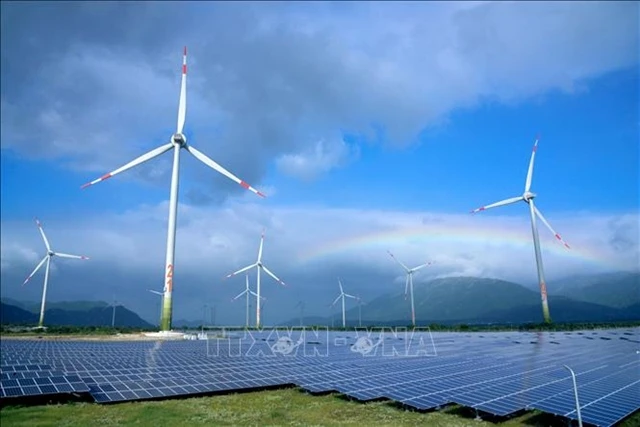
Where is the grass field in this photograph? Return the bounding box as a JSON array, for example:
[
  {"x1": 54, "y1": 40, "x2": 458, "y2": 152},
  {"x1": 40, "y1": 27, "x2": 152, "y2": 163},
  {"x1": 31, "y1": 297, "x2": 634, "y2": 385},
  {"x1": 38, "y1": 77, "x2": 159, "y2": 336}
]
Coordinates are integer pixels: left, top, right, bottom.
[{"x1": 2, "y1": 387, "x2": 639, "y2": 426}]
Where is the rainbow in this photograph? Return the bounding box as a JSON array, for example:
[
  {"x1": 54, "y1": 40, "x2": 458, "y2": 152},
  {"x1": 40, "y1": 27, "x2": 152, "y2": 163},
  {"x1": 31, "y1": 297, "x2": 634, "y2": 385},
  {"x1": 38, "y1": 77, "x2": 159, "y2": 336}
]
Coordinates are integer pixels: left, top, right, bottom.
[{"x1": 297, "y1": 223, "x2": 615, "y2": 268}]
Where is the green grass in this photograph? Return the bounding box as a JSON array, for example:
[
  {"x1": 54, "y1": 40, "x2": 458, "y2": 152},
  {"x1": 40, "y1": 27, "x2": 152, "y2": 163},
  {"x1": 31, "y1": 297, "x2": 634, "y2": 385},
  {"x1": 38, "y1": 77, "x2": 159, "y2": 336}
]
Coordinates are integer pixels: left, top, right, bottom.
[{"x1": 2, "y1": 388, "x2": 639, "y2": 426}]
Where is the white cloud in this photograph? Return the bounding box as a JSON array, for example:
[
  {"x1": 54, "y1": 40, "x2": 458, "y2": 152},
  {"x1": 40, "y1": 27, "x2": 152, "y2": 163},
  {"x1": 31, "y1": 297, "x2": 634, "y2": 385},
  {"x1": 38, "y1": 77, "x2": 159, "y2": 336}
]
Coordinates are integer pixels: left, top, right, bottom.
[
  {"x1": 276, "y1": 137, "x2": 359, "y2": 180},
  {"x1": 1, "y1": 202, "x2": 637, "y2": 323}
]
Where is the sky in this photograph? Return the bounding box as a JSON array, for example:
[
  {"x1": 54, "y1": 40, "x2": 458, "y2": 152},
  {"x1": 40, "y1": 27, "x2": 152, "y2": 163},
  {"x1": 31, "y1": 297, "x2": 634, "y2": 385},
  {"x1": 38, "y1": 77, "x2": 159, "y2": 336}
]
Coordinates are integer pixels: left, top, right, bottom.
[{"x1": 1, "y1": 1, "x2": 638, "y2": 326}]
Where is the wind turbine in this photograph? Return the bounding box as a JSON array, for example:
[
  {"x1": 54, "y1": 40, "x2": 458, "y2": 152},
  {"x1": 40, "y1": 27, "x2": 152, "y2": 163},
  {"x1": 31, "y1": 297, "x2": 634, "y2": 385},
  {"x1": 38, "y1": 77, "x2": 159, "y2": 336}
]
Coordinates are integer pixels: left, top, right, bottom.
[
  {"x1": 470, "y1": 136, "x2": 570, "y2": 324},
  {"x1": 387, "y1": 250, "x2": 431, "y2": 327},
  {"x1": 330, "y1": 278, "x2": 357, "y2": 328},
  {"x1": 22, "y1": 218, "x2": 90, "y2": 328},
  {"x1": 104, "y1": 297, "x2": 122, "y2": 328},
  {"x1": 224, "y1": 230, "x2": 286, "y2": 328},
  {"x1": 294, "y1": 300, "x2": 305, "y2": 327},
  {"x1": 231, "y1": 274, "x2": 265, "y2": 328},
  {"x1": 80, "y1": 47, "x2": 265, "y2": 332}
]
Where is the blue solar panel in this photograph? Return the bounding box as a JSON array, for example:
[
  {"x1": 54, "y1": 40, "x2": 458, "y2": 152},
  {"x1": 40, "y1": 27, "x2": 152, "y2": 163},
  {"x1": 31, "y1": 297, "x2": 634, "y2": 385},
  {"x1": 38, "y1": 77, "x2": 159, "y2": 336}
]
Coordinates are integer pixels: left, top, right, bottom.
[{"x1": 0, "y1": 327, "x2": 638, "y2": 426}]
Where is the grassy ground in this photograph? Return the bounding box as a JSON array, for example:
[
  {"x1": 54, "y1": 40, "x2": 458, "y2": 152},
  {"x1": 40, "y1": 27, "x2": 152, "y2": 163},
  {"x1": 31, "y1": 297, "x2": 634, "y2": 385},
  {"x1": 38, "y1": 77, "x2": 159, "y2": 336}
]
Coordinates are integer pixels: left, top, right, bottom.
[{"x1": 3, "y1": 387, "x2": 639, "y2": 427}]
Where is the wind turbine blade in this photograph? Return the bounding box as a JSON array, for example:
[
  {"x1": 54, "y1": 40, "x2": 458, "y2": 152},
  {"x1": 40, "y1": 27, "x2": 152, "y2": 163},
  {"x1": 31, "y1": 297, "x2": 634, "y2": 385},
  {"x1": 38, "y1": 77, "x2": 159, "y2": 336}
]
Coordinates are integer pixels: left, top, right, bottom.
[
  {"x1": 411, "y1": 261, "x2": 432, "y2": 272},
  {"x1": 258, "y1": 230, "x2": 265, "y2": 261},
  {"x1": 185, "y1": 144, "x2": 266, "y2": 198},
  {"x1": 387, "y1": 250, "x2": 410, "y2": 272},
  {"x1": 54, "y1": 252, "x2": 90, "y2": 260},
  {"x1": 177, "y1": 46, "x2": 187, "y2": 134},
  {"x1": 344, "y1": 294, "x2": 357, "y2": 299},
  {"x1": 331, "y1": 295, "x2": 341, "y2": 307},
  {"x1": 261, "y1": 265, "x2": 286, "y2": 287},
  {"x1": 81, "y1": 142, "x2": 173, "y2": 189},
  {"x1": 525, "y1": 135, "x2": 540, "y2": 193},
  {"x1": 245, "y1": 274, "x2": 250, "y2": 290},
  {"x1": 224, "y1": 263, "x2": 257, "y2": 279},
  {"x1": 470, "y1": 196, "x2": 523, "y2": 214},
  {"x1": 534, "y1": 206, "x2": 571, "y2": 249},
  {"x1": 338, "y1": 278, "x2": 344, "y2": 294},
  {"x1": 232, "y1": 289, "x2": 249, "y2": 301},
  {"x1": 34, "y1": 219, "x2": 51, "y2": 252},
  {"x1": 147, "y1": 289, "x2": 163, "y2": 296},
  {"x1": 22, "y1": 255, "x2": 48, "y2": 286}
]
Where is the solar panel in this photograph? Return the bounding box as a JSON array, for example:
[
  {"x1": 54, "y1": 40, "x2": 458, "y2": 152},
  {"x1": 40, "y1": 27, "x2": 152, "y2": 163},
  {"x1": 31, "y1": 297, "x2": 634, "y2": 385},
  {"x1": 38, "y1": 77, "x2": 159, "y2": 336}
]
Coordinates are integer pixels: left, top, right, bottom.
[
  {"x1": 0, "y1": 327, "x2": 638, "y2": 427},
  {"x1": 0, "y1": 374, "x2": 90, "y2": 398}
]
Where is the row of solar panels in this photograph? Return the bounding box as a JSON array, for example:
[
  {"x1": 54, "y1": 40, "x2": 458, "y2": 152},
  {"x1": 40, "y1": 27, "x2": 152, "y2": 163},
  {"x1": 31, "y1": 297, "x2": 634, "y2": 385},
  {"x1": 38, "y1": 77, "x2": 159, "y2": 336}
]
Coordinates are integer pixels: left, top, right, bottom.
[{"x1": 1, "y1": 329, "x2": 638, "y2": 427}]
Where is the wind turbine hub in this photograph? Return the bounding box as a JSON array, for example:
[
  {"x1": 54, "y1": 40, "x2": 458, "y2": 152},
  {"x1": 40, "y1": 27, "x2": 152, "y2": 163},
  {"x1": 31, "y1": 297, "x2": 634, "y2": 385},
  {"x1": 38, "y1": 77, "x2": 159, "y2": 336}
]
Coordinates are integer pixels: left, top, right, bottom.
[
  {"x1": 48, "y1": 251, "x2": 54, "y2": 257},
  {"x1": 523, "y1": 191, "x2": 536, "y2": 201},
  {"x1": 172, "y1": 133, "x2": 186, "y2": 146}
]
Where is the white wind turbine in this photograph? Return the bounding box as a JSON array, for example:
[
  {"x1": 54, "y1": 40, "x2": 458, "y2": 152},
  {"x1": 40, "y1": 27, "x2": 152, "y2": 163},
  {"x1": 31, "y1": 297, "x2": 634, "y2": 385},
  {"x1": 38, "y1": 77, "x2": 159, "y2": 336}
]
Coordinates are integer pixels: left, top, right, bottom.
[
  {"x1": 387, "y1": 250, "x2": 431, "y2": 327},
  {"x1": 103, "y1": 296, "x2": 122, "y2": 328},
  {"x1": 81, "y1": 47, "x2": 265, "y2": 332},
  {"x1": 22, "y1": 218, "x2": 90, "y2": 328},
  {"x1": 230, "y1": 274, "x2": 265, "y2": 328},
  {"x1": 331, "y1": 278, "x2": 357, "y2": 328},
  {"x1": 470, "y1": 135, "x2": 570, "y2": 324},
  {"x1": 224, "y1": 230, "x2": 286, "y2": 328},
  {"x1": 294, "y1": 300, "x2": 305, "y2": 327}
]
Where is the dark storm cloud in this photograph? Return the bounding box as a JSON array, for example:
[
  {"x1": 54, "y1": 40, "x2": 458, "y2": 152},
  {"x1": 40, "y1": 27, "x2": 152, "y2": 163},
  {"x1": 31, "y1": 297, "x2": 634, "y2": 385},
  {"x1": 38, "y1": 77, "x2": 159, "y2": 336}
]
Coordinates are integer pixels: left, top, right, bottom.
[{"x1": 2, "y1": 1, "x2": 637, "y2": 201}]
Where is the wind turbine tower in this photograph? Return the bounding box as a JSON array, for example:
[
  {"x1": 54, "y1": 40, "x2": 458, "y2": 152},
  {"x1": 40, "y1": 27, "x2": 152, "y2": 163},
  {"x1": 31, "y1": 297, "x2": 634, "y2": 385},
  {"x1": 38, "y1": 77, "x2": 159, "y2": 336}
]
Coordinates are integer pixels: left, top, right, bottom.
[
  {"x1": 81, "y1": 47, "x2": 265, "y2": 332},
  {"x1": 148, "y1": 289, "x2": 163, "y2": 327},
  {"x1": 294, "y1": 300, "x2": 305, "y2": 327},
  {"x1": 470, "y1": 136, "x2": 570, "y2": 324}
]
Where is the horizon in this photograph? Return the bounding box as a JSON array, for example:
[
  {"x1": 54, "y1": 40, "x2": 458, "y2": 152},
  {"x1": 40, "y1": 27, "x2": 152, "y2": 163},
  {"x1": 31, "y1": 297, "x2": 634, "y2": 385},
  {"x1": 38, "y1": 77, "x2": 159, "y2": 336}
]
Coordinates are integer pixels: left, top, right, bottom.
[
  {"x1": 1, "y1": 2, "x2": 638, "y2": 326},
  {"x1": 2, "y1": 270, "x2": 638, "y2": 326}
]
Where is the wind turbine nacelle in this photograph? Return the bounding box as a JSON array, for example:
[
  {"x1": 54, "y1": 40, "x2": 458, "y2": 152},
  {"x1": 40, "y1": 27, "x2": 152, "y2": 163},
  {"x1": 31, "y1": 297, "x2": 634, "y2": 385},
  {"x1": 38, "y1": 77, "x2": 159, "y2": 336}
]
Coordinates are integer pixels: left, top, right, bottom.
[
  {"x1": 524, "y1": 191, "x2": 537, "y2": 201},
  {"x1": 172, "y1": 133, "x2": 187, "y2": 145}
]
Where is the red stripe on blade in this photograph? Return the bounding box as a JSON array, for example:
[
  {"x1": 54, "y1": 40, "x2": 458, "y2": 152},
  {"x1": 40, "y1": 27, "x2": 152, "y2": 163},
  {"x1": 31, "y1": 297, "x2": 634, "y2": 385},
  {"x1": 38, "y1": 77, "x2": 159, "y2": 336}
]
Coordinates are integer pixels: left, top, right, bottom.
[
  {"x1": 183, "y1": 64, "x2": 187, "y2": 74},
  {"x1": 240, "y1": 181, "x2": 250, "y2": 189}
]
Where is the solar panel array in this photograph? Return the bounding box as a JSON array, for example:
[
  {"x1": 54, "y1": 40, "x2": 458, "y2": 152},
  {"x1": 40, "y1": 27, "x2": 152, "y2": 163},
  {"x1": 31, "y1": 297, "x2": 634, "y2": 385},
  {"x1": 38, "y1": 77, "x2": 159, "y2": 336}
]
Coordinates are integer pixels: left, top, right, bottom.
[{"x1": 1, "y1": 328, "x2": 638, "y2": 426}]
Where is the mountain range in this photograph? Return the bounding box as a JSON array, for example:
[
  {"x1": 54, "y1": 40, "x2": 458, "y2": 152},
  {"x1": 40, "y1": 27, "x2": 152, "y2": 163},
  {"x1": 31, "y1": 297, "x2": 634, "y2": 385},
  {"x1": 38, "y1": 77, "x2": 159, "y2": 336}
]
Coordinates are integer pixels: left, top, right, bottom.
[
  {"x1": 282, "y1": 272, "x2": 640, "y2": 326},
  {"x1": 0, "y1": 299, "x2": 154, "y2": 328},
  {"x1": 1, "y1": 272, "x2": 638, "y2": 328}
]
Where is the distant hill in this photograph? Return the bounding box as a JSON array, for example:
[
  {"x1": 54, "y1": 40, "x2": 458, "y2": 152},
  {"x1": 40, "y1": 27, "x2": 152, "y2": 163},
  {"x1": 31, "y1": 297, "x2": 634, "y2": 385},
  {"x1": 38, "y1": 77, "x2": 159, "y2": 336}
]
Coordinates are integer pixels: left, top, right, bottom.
[
  {"x1": 355, "y1": 277, "x2": 540, "y2": 323},
  {"x1": 483, "y1": 296, "x2": 639, "y2": 324},
  {"x1": 0, "y1": 302, "x2": 153, "y2": 328},
  {"x1": 1, "y1": 298, "x2": 109, "y2": 313},
  {"x1": 0, "y1": 303, "x2": 37, "y2": 325},
  {"x1": 550, "y1": 272, "x2": 639, "y2": 309},
  {"x1": 281, "y1": 275, "x2": 640, "y2": 326}
]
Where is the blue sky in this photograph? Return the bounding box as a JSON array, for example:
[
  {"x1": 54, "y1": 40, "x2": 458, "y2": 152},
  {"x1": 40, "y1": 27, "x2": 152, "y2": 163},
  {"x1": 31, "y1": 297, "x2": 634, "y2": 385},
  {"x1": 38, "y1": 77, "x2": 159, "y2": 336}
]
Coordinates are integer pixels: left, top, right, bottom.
[{"x1": 1, "y1": 1, "x2": 638, "y2": 325}]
